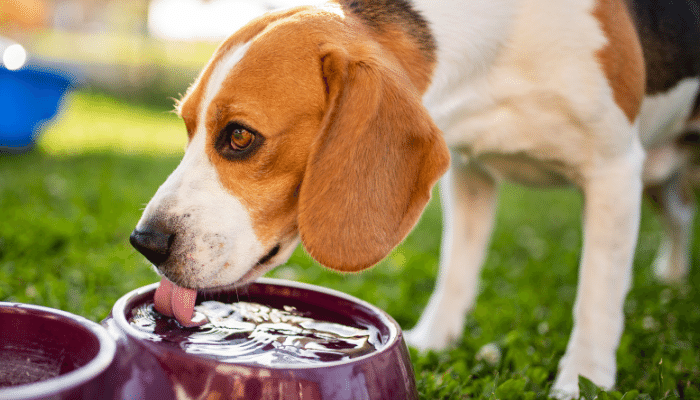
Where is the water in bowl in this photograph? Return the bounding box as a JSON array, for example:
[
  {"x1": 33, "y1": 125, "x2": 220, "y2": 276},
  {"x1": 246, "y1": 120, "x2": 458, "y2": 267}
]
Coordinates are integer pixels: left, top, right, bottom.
[
  {"x1": 0, "y1": 346, "x2": 63, "y2": 387},
  {"x1": 129, "y1": 301, "x2": 382, "y2": 366}
]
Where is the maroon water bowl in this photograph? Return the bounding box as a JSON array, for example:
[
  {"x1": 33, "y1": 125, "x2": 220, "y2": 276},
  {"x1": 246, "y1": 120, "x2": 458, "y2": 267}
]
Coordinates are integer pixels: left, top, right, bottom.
[
  {"x1": 0, "y1": 303, "x2": 116, "y2": 400},
  {"x1": 101, "y1": 278, "x2": 418, "y2": 400}
]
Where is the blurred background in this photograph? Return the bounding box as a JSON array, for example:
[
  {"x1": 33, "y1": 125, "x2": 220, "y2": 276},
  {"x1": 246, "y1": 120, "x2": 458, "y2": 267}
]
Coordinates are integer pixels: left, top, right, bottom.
[{"x1": 0, "y1": 0, "x2": 325, "y2": 152}]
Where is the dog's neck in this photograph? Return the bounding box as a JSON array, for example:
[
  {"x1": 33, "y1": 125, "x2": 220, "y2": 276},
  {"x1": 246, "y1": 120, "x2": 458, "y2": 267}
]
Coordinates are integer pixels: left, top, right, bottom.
[
  {"x1": 332, "y1": 0, "x2": 519, "y2": 97},
  {"x1": 334, "y1": 0, "x2": 437, "y2": 94}
]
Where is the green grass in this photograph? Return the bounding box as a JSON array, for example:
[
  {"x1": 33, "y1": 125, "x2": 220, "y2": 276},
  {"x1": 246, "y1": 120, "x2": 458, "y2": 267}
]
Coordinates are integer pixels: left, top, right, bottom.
[{"x1": 1, "y1": 92, "x2": 699, "y2": 399}]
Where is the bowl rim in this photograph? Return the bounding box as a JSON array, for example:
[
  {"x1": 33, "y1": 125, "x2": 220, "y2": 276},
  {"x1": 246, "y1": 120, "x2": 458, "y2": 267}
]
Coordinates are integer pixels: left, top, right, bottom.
[
  {"x1": 0, "y1": 302, "x2": 117, "y2": 400},
  {"x1": 110, "y1": 277, "x2": 402, "y2": 370}
]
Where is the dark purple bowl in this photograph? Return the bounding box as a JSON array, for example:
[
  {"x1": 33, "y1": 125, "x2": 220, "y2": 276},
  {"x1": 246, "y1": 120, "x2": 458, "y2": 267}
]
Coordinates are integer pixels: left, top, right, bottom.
[
  {"x1": 0, "y1": 303, "x2": 116, "y2": 400},
  {"x1": 101, "y1": 278, "x2": 417, "y2": 400}
]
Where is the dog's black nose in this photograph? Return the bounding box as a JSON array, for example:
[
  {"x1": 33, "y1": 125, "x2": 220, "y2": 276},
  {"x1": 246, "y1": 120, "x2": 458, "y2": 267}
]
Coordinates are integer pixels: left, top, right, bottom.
[{"x1": 130, "y1": 227, "x2": 174, "y2": 266}]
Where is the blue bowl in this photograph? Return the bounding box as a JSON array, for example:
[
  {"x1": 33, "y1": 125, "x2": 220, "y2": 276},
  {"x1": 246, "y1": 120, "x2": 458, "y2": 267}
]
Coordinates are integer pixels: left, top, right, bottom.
[{"x1": 0, "y1": 66, "x2": 72, "y2": 152}]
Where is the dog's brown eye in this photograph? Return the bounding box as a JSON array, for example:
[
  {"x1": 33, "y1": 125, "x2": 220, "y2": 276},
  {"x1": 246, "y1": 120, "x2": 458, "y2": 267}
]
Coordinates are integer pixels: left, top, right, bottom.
[
  {"x1": 216, "y1": 122, "x2": 264, "y2": 160},
  {"x1": 230, "y1": 128, "x2": 254, "y2": 150}
]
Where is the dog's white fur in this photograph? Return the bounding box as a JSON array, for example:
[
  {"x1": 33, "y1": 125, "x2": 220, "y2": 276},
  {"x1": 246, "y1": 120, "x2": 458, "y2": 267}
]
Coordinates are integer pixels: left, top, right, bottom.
[{"x1": 134, "y1": 0, "x2": 699, "y2": 397}]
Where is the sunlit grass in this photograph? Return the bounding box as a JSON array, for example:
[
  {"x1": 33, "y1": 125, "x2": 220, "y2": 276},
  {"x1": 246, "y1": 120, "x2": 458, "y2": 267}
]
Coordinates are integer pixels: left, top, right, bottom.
[{"x1": 39, "y1": 91, "x2": 187, "y2": 155}]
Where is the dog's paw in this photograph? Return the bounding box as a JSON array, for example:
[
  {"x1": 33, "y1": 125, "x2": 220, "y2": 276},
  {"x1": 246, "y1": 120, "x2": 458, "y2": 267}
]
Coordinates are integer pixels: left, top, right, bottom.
[
  {"x1": 552, "y1": 351, "x2": 615, "y2": 400},
  {"x1": 652, "y1": 247, "x2": 688, "y2": 284},
  {"x1": 549, "y1": 381, "x2": 578, "y2": 400},
  {"x1": 403, "y1": 319, "x2": 461, "y2": 352},
  {"x1": 403, "y1": 328, "x2": 448, "y2": 352}
]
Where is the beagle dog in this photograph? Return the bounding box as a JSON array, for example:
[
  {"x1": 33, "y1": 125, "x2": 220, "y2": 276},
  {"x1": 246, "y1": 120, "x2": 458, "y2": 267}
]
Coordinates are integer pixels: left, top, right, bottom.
[{"x1": 130, "y1": 0, "x2": 700, "y2": 397}]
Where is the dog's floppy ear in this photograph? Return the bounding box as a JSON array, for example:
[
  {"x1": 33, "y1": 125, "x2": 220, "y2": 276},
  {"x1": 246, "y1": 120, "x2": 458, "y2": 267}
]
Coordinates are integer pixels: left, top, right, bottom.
[{"x1": 298, "y1": 45, "x2": 450, "y2": 271}]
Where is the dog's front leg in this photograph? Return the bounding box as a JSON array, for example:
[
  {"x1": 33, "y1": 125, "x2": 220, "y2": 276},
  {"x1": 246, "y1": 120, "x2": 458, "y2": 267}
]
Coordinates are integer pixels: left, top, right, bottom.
[
  {"x1": 552, "y1": 142, "x2": 645, "y2": 398},
  {"x1": 405, "y1": 158, "x2": 498, "y2": 351}
]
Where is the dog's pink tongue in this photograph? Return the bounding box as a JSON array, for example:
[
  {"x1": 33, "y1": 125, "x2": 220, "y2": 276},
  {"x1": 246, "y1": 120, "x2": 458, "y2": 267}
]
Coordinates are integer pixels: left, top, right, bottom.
[
  {"x1": 154, "y1": 277, "x2": 207, "y2": 327},
  {"x1": 154, "y1": 277, "x2": 175, "y2": 316}
]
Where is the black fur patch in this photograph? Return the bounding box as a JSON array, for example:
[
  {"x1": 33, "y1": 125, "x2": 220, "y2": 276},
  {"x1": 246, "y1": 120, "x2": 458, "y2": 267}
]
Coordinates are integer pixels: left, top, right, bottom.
[
  {"x1": 628, "y1": 0, "x2": 700, "y2": 94},
  {"x1": 339, "y1": 0, "x2": 436, "y2": 64}
]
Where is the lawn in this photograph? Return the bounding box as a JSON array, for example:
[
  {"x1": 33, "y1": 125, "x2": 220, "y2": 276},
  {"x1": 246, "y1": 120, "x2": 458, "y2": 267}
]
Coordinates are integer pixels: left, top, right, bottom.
[{"x1": 1, "y1": 91, "x2": 699, "y2": 399}]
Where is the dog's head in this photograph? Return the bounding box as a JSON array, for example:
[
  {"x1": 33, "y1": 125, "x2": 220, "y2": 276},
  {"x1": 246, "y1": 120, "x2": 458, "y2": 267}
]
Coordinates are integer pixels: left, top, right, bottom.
[{"x1": 130, "y1": 5, "x2": 449, "y2": 290}]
